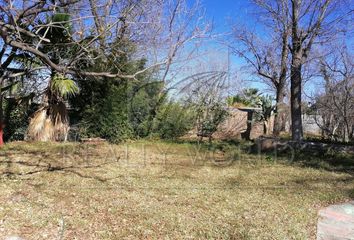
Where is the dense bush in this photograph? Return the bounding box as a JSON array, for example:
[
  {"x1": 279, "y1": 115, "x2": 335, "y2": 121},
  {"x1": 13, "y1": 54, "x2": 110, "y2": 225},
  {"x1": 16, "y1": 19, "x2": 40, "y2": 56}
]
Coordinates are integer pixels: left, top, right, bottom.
[
  {"x1": 128, "y1": 81, "x2": 165, "y2": 138},
  {"x1": 3, "y1": 99, "x2": 37, "y2": 141},
  {"x1": 70, "y1": 60, "x2": 165, "y2": 142},
  {"x1": 70, "y1": 78, "x2": 132, "y2": 143},
  {"x1": 197, "y1": 103, "x2": 228, "y2": 137},
  {"x1": 151, "y1": 102, "x2": 195, "y2": 139}
]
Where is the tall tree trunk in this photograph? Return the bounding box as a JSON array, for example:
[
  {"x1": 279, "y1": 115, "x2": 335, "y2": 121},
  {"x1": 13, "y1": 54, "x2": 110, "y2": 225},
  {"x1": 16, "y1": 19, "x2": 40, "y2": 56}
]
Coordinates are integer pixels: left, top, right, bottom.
[
  {"x1": 343, "y1": 123, "x2": 350, "y2": 143},
  {"x1": 290, "y1": 54, "x2": 303, "y2": 141},
  {"x1": 273, "y1": 30, "x2": 288, "y2": 137},
  {"x1": 242, "y1": 110, "x2": 253, "y2": 140},
  {"x1": 89, "y1": 0, "x2": 106, "y2": 49},
  {"x1": 290, "y1": 0, "x2": 303, "y2": 142},
  {"x1": 0, "y1": 78, "x2": 4, "y2": 146},
  {"x1": 264, "y1": 120, "x2": 269, "y2": 135},
  {"x1": 0, "y1": 95, "x2": 3, "y2": 146},
  {"x1": 273, "y1": 85, "x2": 285, "y2": 136}
]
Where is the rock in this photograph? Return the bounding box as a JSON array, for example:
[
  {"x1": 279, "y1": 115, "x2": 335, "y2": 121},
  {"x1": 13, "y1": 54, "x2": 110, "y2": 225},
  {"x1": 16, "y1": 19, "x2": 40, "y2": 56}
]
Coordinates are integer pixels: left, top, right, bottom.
[
  {"x1": 317, "y1": 201, "x2": 354, "y2": 240},
  {"x1": 4, "y1": 236, "x2": 25, "y2": 240},
  {"x1": 80, "y1": 137, "x2": 107, "y2": 144},
  {"x1": 253, "y1": 137, "x2": 279, "y2": 152}
]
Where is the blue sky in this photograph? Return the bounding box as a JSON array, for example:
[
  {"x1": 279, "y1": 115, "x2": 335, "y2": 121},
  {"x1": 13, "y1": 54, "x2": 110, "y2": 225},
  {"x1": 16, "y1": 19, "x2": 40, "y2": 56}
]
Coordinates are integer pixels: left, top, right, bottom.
[
  {"x1": 178, "y1": 0, "x2": 353, "y2": 101},
  {"x1": 185, "y1": 0, "x2": 346, "y2": 99},
  {"x1": 188, "y1": 0, "x2": 269, "y2": 93},
  {"x1": 202, "y1": 0, "x2": 249, "y2": 33},
  {"x1": 168, "y1": 1, "x2": 271, "y2": 101},
  {"x1": 167, "y1": 1, "x2": 271, "y2": 101}
]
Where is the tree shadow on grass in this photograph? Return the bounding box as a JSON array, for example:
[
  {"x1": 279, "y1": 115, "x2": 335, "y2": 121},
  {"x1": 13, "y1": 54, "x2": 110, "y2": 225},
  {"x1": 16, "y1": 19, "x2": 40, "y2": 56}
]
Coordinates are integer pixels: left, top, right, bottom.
[
  {"x1": 291, "y1": 150, "x2": 354, "y2": 176},
  {"x1": 348, "y1": 188, "x2": 354, "y2": 199},
  {"x1": 246, "y1": 139, "x2": 354, "y2": 176},
  {"x1": 0, "y1": 159, "x2": 114, "y2": 182},
  {"x1": 177, "y1": 139, "x2": 354, "y2": 174},
  {"x1": 284, "y1": 174, "x2": 354, "y2": 201}
]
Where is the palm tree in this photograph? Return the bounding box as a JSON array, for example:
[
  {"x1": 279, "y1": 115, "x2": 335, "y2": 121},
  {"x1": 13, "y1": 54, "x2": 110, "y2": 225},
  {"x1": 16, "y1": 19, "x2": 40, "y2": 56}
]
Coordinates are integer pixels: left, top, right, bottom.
[
  {"x1": 227, "y1": 88, "x2": 275, "y2": 135},
  {"x1": 27, "y1": 74, "x2": 78, "y2": 141},
  {"x1": 27, "y1": 13, "x2": 79, "y2": 141},
  {"x1": 227, "y1": 88, "x2": 262, "y2": 108},
  {"x1": 259, "y1": 95, "x2": 275, "y2": 135}
]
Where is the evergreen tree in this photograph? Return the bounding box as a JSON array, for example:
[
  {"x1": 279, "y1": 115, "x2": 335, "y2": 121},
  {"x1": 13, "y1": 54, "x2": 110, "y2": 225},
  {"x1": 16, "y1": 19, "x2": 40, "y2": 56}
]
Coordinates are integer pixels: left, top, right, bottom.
[{"x1": 70, "y1": 41, "x2": 164, "y2": 142}]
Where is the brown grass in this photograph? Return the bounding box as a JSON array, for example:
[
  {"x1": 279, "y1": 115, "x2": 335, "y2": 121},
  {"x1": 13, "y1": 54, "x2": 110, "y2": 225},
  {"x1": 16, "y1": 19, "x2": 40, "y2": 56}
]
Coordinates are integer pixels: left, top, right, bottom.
[{"x1": 0, "y1": 141, "x2": 353, "y2": 239}]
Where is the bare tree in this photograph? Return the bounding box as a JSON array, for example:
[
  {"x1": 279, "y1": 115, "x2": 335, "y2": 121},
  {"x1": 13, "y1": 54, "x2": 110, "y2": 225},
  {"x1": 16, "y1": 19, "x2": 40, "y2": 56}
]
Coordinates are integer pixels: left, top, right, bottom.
[
  {"x1": 183, "y1": 71, "x2": 228, "y2": 143},
  {"x1": 173, "y1": 55, "x2": 230, "y2": 142},
  {"x1": 0, "y1": 0, "x2": 209, "y2": 142},
  {"x1": 288, "y1": 0, "x2": 350, "y2": 141},
  {"x1": 231, "y1": 0, "x2": 350, "y2": 141},
  {"x1": 229, "y1": 0, "x2": 290, "y2": 136},
  {"x1": 314, "y1": 47, "x2": 354, "y2": 142},
  {"x1": 0, "y1": 0, "x2": 209, "y2": 78}
]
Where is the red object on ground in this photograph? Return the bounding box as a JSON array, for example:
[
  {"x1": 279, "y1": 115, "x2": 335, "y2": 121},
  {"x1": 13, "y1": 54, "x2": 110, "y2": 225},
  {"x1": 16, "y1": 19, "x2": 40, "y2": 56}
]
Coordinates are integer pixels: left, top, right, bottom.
[{"x1": 0, "y1": 124, "x2": 3, "y2": 146}]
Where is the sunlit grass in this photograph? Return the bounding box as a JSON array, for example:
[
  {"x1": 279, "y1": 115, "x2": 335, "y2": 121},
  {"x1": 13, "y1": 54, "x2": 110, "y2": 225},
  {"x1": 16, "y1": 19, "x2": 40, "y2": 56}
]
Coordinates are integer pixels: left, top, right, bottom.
[{"x1": 0, "y1": 141, "x2": 353, "y2": 239}]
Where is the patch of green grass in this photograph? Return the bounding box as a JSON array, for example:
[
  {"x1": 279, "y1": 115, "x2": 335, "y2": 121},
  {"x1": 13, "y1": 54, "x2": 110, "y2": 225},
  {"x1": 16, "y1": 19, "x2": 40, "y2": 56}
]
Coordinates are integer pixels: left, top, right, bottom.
[{"x1": 0, "y1": 140, "x2": 353, "y2": 239}]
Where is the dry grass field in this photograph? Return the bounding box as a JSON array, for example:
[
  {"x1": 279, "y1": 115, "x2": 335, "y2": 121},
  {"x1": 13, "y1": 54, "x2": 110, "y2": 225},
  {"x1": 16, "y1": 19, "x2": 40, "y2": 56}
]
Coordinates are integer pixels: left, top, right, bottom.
[{"x1": 0, "y1": 141, "x2": 353, "y2": 239}]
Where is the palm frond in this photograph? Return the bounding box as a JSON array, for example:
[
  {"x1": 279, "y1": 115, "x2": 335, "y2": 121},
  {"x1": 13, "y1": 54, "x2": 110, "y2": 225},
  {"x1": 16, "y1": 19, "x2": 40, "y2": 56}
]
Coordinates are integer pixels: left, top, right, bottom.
[
  {"x1": 51, "y1": 74, "x2": 79, "y2": 98},
  {"x1": 27, "y1": 103, "x2": 70, "y2": 142},
  {"x1": 27, "y1": 108, "x2": 51, "y2": 141}
]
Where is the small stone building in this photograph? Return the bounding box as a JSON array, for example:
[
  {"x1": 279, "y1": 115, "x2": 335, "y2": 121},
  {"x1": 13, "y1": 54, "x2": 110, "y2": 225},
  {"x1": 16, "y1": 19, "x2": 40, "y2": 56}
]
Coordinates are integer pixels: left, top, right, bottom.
[
  {"x1": 212, "y1": 107, "x2": 274, "y2": 140},
  {"x1": 212, "y1": 107, "x2": 322, "y2": 141}
]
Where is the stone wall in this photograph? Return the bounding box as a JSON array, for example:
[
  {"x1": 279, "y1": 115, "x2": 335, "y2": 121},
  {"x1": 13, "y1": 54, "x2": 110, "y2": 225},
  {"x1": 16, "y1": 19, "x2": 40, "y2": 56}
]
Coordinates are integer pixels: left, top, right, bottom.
[{"x1": 284, "y1": 114, "x2": 322, "y2": 136}]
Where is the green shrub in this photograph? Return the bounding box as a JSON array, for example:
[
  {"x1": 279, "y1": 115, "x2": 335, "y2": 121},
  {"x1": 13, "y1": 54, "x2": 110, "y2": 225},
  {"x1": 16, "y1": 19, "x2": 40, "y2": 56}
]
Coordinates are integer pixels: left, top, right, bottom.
[
  {"x1": 152, "y1": 102, "x2": 195, "y2": 140},
  {"x1": 128, "y1": 81, "x2": 165, "y2": 138},
  {"x1": 198, "y1": 103, "x2": 228, "y2": 137},
  {"x1": 3, "y1": 99, "x2": 37, "y2": 141},
  {"x1": 76, "y1": 79, "x2": 133, "y2": 143}
]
